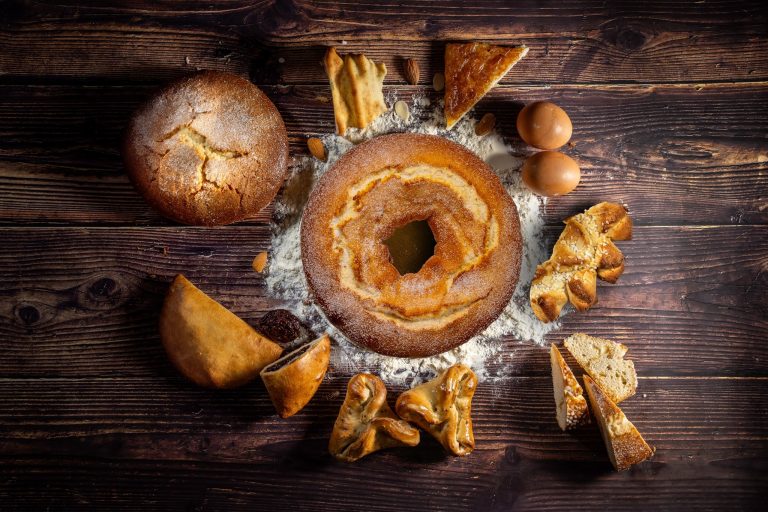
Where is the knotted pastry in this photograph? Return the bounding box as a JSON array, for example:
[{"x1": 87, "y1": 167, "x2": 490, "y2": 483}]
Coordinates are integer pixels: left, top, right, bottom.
[
  {"x1": 260, "y1": 334, "x2": 331, "y2": 418},
  {"x1": 530, "y1": 202, "x2": 632, "y2": 322},
  {"x1": 329, "y1": 374, "x2": 420, "y2": 462},
  {"x1": 324, "y1": 47, "x2": 387, "y2": 135},
  {"x1": 395, "y1": 364, "x2": 477, "y2": 456}
]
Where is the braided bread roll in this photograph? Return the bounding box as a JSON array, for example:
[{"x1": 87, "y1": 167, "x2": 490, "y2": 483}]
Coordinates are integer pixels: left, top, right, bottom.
[{"x1": 531, "y1": 202, "x2": 632, "y2": 323}]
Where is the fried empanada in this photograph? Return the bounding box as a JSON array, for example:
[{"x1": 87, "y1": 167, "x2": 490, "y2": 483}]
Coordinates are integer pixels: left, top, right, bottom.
[
  {"x1": 159, "y1": 275, "x2": 283, "y2": 389},
  {"x1": 260, "y1": 334, "x2": 331, "y2": 418}
]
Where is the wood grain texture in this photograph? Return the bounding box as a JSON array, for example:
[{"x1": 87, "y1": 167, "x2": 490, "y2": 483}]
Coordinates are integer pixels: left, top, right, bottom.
[
  {"x1": 1, "y1": 83, "x2": 766, "y2": 226},
  {"x1": 1, "y1": 0, "x2": 767, "y2": 510},
  {"x1": 1, "y1": 377, "x2": 766, "y2": 511},
  {"x1": 0, "y1": 226, "x2": 765, "y2": 379},
  {"x1": 2, "y1": 1, "x2": 767, "y2": 84}
]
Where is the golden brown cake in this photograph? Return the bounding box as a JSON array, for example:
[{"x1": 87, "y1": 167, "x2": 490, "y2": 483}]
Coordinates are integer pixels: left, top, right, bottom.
[
  {"x1": 123, "y1": 71, "x2": 288, "y2": 226},
  {"x1": 301, "y1": 133, "x2": 522, "y2": 357}
]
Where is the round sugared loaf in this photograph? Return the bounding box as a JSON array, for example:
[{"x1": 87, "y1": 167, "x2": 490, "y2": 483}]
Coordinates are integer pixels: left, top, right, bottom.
[
  {"x1": 301, "y1": 133, "x2": 522, "y2": 357},
  {"x1": 123, "y1": 71, "x2": 288, "y2": 225}
]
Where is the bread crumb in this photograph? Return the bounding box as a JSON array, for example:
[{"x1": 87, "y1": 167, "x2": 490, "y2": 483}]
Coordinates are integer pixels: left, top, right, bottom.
[{"x1": 253, "y1": 252, "x2": 269, "y2": 273}]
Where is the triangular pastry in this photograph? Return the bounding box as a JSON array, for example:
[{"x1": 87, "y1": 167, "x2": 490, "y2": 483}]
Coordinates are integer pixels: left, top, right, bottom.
[
  {"x1": 329, "y1": 373, "x2": 420, "y2": 462},
  {"x1": 564, "y1": 333, "x2": 637, "y2": 403},
  {"x1": 395, "y1": 364, "x2": 477, "y2": 456},
  {"x1": 444, "y1": 42, "x2": 528, "y2": 129}
]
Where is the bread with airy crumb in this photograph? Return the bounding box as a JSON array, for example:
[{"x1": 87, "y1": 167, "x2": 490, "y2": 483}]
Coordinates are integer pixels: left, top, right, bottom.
[
  {"x1": 564, "y1": 333, "x2": 637, "y2": 403},
  {"x1": 583, "y1": 375, "x2": 653, "y2": 471},
  {"x1": 550, "y1": 344, "x2": 589, "y2": 430}
]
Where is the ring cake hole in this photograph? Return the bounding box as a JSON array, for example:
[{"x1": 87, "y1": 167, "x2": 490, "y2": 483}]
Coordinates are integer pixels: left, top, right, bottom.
[{"x1": 383, "y1": 220, "x2": 437, "y2": 275}]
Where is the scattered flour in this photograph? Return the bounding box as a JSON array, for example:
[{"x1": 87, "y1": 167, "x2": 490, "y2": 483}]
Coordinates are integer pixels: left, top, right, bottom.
[{"x1": 266, "y1": 96, "x2": 560, "y2": 386}]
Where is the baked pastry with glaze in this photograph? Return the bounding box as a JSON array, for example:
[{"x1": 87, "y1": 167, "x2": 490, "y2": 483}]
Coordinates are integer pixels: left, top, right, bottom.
[
  {"x1": 583, "y1": 375, "x2": 654, "y2": 471},
  {"x1": 123, "y1": 71, "x2": 288, "y2": 225},
  {"x1": 564, "y1": 333, "x2": 637, "y2": 403},
  {"x1": 444, "y1": 42, "x2": 528, "y2": 129},
  {"x1": 530, "y1": 202, "x2": 632, "y2": 322},
  {"x1": 329, "y1": 373, "x2": 420, "y2": 462},
  {"x1": 550, "y1": 344, "x2": 589, "y2": 430},
  {"x1": 260, "y1": 334, "x2": 331, "y2": 418},
  {"x1": 301, "y1": 133, "x2": 521, "y2": 357},
  {"x1": 159, "y1": 275, "x2": 283, "y2": 388},
  {"x1": 324, "y1": 47, "x2": 387, "y2": 135},
  {"x1": 395, "y1": 364, "x2": 477, "y2": 456}
]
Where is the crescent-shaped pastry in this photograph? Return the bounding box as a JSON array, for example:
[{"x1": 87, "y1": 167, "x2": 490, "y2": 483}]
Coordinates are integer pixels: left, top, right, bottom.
[
  {"x1": 329, "y1": 374, "x2": 420, "y2": 462},
  {"x1": 395, "y1": 364, "x2": 477, "y2": 456},
  {"x1": 260, "y1": 334, "x2": 331, "y2": 418},
  {"x1": 159, "y1": 275, "x2": 283, "y2": 389}
]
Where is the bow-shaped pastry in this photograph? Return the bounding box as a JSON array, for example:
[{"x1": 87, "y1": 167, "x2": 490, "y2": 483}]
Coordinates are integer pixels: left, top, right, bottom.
[
  {"x1": 395, "y1": 364, "x2": 477, "y2": 456},
  {"x1": 329, "y1": 373, "x2": 420, "y2": 462}
]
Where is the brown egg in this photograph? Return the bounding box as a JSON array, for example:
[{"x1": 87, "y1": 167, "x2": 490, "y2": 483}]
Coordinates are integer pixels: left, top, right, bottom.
[
  {"x1": 521, "y1": 151, "x2": 581, "y2": 197},
  {"x1": 516, "y1": 101, "x2": 573, "y2": 150}
]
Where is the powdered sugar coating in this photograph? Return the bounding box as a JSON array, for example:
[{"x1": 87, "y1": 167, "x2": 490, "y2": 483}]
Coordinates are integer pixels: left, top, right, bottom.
[{"x1": 267, "y1": 96, "x2": 560, "y2": 385}]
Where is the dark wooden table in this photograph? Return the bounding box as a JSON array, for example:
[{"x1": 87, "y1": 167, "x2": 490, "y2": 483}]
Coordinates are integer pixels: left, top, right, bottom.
[{"x1": 1, "y1": 1, "x2": 767, "y2": 510}]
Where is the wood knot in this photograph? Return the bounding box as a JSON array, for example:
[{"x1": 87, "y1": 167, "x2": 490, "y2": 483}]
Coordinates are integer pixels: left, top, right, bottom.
[
  {"x1": 89, "y1": 277, "x2": 117, "y2": 298},
  {"x1": 616, "y1": 28, "x2": 647, "y2": 51},
  {"x1": 77, "y1": 274, "x2": 127, "y2": 310},
  {"x1": 16, "y1": 305, "x2": 40, "y2": 325}
]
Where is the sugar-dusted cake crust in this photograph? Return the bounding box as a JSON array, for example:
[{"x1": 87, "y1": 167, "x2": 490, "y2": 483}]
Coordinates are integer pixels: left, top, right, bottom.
[
  {"x1": 301, "y1": 133, "x2": 522, "y2": 357},
  {"x1": 123, "y1": 71, "x2": 288, "y2": 226}
]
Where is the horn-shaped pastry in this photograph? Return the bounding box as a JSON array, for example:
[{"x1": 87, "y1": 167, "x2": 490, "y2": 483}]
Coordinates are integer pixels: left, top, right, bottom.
[
  {"x1": 260, "y1": 334, "x2": 331, "y2": 418},
  {"x1": 329, "y1": 374, "x2": 420, "y2": 462},
  {"x1": 395, "y1": 364, "x2": 477, "y2": 456}
]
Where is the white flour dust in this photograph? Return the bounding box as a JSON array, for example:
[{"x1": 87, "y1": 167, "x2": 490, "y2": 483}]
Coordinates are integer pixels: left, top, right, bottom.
[{"x1": 266, "y1": 96, "x2": 560, "y2": 386}]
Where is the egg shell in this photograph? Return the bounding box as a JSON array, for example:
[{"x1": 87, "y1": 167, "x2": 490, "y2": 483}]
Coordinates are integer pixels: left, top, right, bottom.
[
  {"x1": 521, "y1": 151, "x2": 581, "y2": 197},
  {"x1": 516, "y1": 101, "x2": 573, "y2": 150}
]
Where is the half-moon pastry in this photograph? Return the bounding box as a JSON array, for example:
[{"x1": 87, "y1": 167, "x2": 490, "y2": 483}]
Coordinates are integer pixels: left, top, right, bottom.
[
  {"x1": 329, "y1": 373, "x2": 420, "y2": 462},
  {"x1": 395, "y1": 364, "x2": 477, "y2": 456},
  {"x1": 260, "y1": 334, "x2": 331, "y2": 418},
  {"x1": 159, "y1": 275, "x2": 283, "y2": 389},
  {"x1": 301, "y1": 133, "x2": 522, "y2": 357}
]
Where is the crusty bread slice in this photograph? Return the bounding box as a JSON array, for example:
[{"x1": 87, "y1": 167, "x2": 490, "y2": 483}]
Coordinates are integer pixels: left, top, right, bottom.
[
  {"x1": 564, "y1": 333, "x2": 637, "y2": 403},
  {"x1": 583, "y1": 375, "x2": 653, "y2": 471},
  {"x1": 550, "y1": 344, "x2": 590, "y2": 430}
]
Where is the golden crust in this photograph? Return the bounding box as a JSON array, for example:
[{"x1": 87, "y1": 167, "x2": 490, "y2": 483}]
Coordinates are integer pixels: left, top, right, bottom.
[
  {"x1": 159, "y1": 275, "x2": 283, "y2": 389},
  {"x1": 444, "y1": 43, "x2": 528, "y2": 129},
  {"x1": 301, "y1": 133, "x2": 522, "y2": 357},
  {"x1": 583, "y1": 375, "x2": 654, "y2": 471},
  {"x1": 260, "y1": 334, "x2": 331, "y2": 418},
  {"x1": 550, "y1": 344, "x2": 590, "y2": 430},
  {"x1": 395, "y1": 364, "x2": 477, "y2": 456},
  {"x1": 324, "y1": 47, "x2": 387, "y2": 135},
  {"x1": 123, "y1": 71, "x2": 288, "y2": 226},
  {"x1": 329, "y1": 374, "x2": 420, "y2": 462},
  {"x1": 530, "y1": 202, "x2": 632, "y2": 322}
]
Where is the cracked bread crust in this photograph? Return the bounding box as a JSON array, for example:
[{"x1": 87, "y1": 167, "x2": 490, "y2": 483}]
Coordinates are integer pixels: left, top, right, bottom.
[
  {"x1": 123, "y1": 71, "x2": 288, "y2": 225},
  {"x1": 301, "y1": 134, "x2": 521, "y2": 357}
]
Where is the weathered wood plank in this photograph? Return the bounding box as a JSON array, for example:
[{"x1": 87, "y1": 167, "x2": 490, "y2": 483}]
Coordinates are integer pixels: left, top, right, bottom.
[
  {"x1": 0, "y1": 377, "x2": 765, "y2": 511},
  {"x1": 1, "y1": 1, "x2": 767, "y2": 84},
  {"x1": 0, "y1": 225, "x2": 765, "y2": 378},
  {"x1": 0, "y1": 83, "x2": 766, "y2": 226}
]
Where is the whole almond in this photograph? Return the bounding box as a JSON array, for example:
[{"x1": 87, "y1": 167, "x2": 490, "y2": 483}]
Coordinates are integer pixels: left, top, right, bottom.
[
  {"x1": 433, "y1": 72, "x2": 445, "y2": 92},
  {"x1": 475, "y1": 113, "x2": 496, "y2": 136},
  {"x1": 394, "y1": 100, "x2": 410, "y2": 122},
  {"x1": 252, "y1": 251, "x2": 268, "y2": 273},
  {"x1": 404, "y1": 58, "x2": 420, "y2": 85},
  {"x1": 307, "y1": 137, "x2": 327, "y2": 161}
]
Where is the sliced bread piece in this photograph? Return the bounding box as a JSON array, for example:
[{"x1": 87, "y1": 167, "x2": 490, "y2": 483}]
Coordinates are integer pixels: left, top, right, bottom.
[
  {"x1": 550, "y1": 344, "x2": 589, "y2": 430},
  {"x1": 564, "y1": 333, "x2": 637, "y2": 403},
  {"x1": 583, "y1": 375, "x2": 654, "y2": 471}
]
